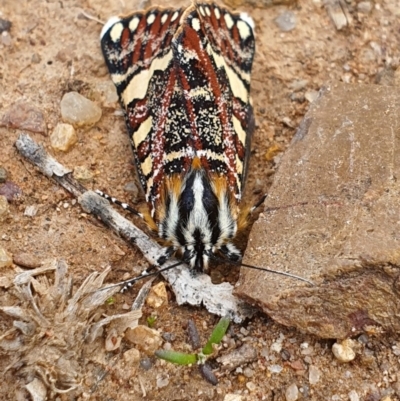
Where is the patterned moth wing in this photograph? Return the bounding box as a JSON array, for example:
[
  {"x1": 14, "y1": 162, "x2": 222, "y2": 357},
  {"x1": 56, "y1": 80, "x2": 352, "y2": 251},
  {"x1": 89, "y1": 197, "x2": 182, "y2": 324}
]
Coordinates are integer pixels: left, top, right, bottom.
[{"x1": 101, "y1": 1, "x2": 256, "y2": 272}]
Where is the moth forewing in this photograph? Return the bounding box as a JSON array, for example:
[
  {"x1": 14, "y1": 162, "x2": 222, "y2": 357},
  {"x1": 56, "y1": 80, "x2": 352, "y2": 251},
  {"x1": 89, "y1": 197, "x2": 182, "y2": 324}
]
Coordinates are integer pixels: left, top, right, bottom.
[{"x1": 100, "y1": 1, "x2": 255, "y2": 272}]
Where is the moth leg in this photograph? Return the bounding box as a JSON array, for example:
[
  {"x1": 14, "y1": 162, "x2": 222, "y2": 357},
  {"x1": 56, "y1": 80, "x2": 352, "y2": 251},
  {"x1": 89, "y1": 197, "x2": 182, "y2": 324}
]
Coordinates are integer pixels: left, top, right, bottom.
[{"x1": 95, "y1": 189, "x2": 143, "y2": 219}]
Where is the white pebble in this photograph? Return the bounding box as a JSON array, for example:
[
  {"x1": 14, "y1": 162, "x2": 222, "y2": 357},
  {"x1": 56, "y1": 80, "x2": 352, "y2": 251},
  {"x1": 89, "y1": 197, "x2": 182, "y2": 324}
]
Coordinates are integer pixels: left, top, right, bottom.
[
  {"x1": 50, "y1": 123, "x2": 77, "y2": 152},
  {"x1": 308, "y1": 365, "x2": 321, "y2": 385},
  {"x1": 61, "y1": 91, "x2": 102, "y2": 126},
  {"x1": 348, "y1": 390, "x2": 359, "y2": 401},
  {"x1": 332, "y1": 339, "x2": 356, "y2": 362},
  {"x1": 285, "y1": 383, "x2": 299, "y2": 401}
]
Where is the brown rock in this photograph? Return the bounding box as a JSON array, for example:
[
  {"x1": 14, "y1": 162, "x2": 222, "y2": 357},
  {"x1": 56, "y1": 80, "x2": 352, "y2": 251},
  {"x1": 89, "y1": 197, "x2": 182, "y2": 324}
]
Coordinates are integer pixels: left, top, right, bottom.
[
  {"x1": 146, "y1": 282, "x2": 168, "y2": 308},
  {"x1": 13, "y1": 252, "x2": 42, "y2": 269},
  {"x1": 236, "y1": 82, "x2": 400, "y2": 339},
  {"x1": 0, "y1": 102, "x2": 46, "y2": 134},
  {"x1": 124, "y1": 325, "x2": 162, "y2": 355}
]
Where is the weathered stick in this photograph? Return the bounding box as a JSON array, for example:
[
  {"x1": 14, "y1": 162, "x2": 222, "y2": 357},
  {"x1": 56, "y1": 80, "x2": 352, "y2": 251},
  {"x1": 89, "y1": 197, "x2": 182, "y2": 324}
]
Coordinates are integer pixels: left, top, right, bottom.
[{"x1": 15, "y1": 134, "x2": 253, "y2": 322}]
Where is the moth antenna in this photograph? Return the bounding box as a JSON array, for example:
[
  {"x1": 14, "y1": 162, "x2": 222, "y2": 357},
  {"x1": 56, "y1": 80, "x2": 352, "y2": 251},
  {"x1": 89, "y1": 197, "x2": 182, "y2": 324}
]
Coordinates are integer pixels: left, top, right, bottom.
[
  {"x1": 251, "y1": 193, "x2": 268, "y2": 213},
  {"x1": 95, "y1": 189, "x2": 143, "y2": 219},
  {"x1": 239, "y1": 262, "x2": 314, "y2": 286},
  {"x1": 97, "y1": 260, "x2": 185, "y2": 293},
  {"x1": 209, "y1": 253, "x2": 314, "y2": 286}
]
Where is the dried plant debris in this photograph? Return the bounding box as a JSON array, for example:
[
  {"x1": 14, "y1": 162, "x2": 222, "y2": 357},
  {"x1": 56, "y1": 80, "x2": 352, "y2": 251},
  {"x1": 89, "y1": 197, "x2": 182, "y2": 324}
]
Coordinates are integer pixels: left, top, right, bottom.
[{"x1": 0, "y1": 259, "x2": 142, "y2": 399}]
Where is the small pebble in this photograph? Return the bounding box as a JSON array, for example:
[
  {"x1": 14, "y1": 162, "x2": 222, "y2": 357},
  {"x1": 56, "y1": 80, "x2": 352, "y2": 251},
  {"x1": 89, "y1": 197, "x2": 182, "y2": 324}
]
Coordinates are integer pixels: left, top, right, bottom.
[
  {"x1": 156, "y1": 373, "x2": 169, "y2": 388},
  {"x1": 146, "y1": 282, "x2": 168, "y2": 308},
  {"x1": 0, "y1": 18, "x2": 12, "y2": 33},
  {"x1": 285, "y1": 383, "x2": 299, "y2": 401},
  {"x1": 50, "y1": 123, "x2": 77, "y2": 152},
  {"x1": 245, "y1": 381, "x2": 256, "y2": 392},
  {"x1": 243, "y1": 367, "x2": 254, "y2": 378},
  {"x1": 125, "y1": 325, "x2": 162, "y2": 354},
  {"x1": 0, "y1": 247, "x2": 12, "y2": 268},
  {"x1": 73, "y1": 166, "x2": 93, "y2": 182},
  {"x1": 187, "y1": 319, "x2": 201, "y2": 350},
  {"x1": 305, "y1": 90, "x2": 319, "y2": 103},
  {"x1": 139, "y1": 358, "x2": 153, "y2": 370},
  {"x1": 161, "y1": 332, "x2": 176, "y2": 342},
  {"x1": 0, "y1": 181, "x2": 22, "y2": 202},
  {"x1": 332, "y1": 339, "x2": 356, "y2": 362},
  {"x1": 105, "y1": 328, "x2": 121, "y2": 351},
  {"x1": 240, "y1": 327, "x2": 249, "y2": 336},
  {"x1": 0, "y1": 195, "x2": 9, "y2": 221},
  {"x1": 0, "y1": 102, "x2": 46, "y2": 133},
  {"x1": 357, "y1": 1, "x2": 372, "y2": 14},
  {"x1": 162, "y1": 342, "x2": 172, "y2": 350},
  {"x1": 223, "y1": 395, "x2": 243, "y2": 401},
  {"x1": 199, "y1": 363, "x2": 218, "y2": 385},
  {"x1": 13, "y1": 252, "x2": 41, "y2": 269},
  {"x1": 0, "y1": 167, "x2": 7, "y2": 183},
  {"x1": 60, "y1": 91, "x2": 102, "y2": 126},
  {"x1": 275, "y1": 11, "x2": 296, "y2": 32},
  {"x1": 24, "y1": 205, "x2": 38, "y2": 217},
  {"x1": 348, "y1": 390, "x2": 360, "y2": 401},
  {"x1": 123, "y1": 348, "x2": 140, "y2": 365},
  {"x1": 31, "y1": 53, "x2": 41, "y2": 64},
  {"x1": 268, "y1": 364, "x2": 283, "y2": 374},
  {"x1": 308, "y1": 365, "x2": 321, "y2": 385},
  {"x1": 1, "y1": 31, "x2": 12, "y2": 46}
]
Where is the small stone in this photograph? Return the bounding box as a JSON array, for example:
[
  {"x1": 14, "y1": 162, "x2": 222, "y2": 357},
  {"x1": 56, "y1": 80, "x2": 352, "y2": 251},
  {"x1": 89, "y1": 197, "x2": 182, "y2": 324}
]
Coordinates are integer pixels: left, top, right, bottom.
[
  {"x1": 161, "y1": 332, "x2": 176, "y2": 342},
  {"x1": 0, "y1": 18, "x2": 12, "y2": 33},
  {"x1": 0, "y1": 167, "x2": 7, "y2": 183},
  {"x1": 13, "y1": 252, "x2": 42, "y2": 269},
  {"x1": 199, "y1": 363, "x2": 218, "y2": 385},
  {"x1": 146, "y1": 282, "x2": 168, "y2": 308},
  {"x1": 224, "y1": 395, "x2": 243, "y2": 401},
  {"x1": 24, "y1": 205, "x2": 38, "y2": 217},
  {"x1": 245, "y1": 381, "x2": 256, "y2": 392},
  {"x1": 268, "y1": 364, "x2": 283, "y2": 374},
  {"x1": 25, "y1": 378, "x2": 47, "y2": 401},
  {"x1": 0, "y1": 182, "x2": 22, "y2": 202},
  {"x1": 140, "y1": 358, "x2": 153, "y2": 370},
  {"x1": 275, "y1": 11, "x2": 296, "y2": 32},
  {"x1": 0, "y1": 196, "x2": 9, "y2": 221},
  {"x1": 289, "y1": 79, "x2": 309, "y2": 92},
  {"x1": 123, "y1": 348, "x2": 141, "y2": 365},
  {"x1": 332, "y1": 339, "x2": 356, "y2": 362},
  {"x1": 308, "y1": 365, "x2": 321, "y2": 385},
  {"x1": 95, "y1": 81, "x2": 119, "y2": 107},
  {"x1": 125, "y1": 325, "x2": 162, "y2": 355},
  {"x1": 1, "y1": 31, "x2": 12, "y2": 46},
  {"x1": 31, "y1": 53, "x2": 41, "y2": 64},
  {"x1": 243, "y1": 367, "x2": 254, "y2": 378},
  {"x1": 0, "y1": 102, "x2": 46, "y2": 134},
  {"x1": 0, "y1": 247, "x2": 13, "y2": 268},
  {"x1": 348, "y1": 390, "x2": 360, "y2": 401},
  {"x1": 285, "y1": 383, "x2": 299, "y2": 401},
  {"x1": 357, "y1": 1, "x2": 372, "y2": 13},
  {"x1": 73, "y1": 166, "x2": 93, "y2": 182},
  {"x1": 156, "y1": 373, "x2": 169, "y2": 388},
  {"x1": 305, "y1": 90, "x2": 319, "y2": 103},
  {"x1": 0, "y1": 276, "x2": 11, "y2": 288},
  {"x1": 60, "y1": 91, "x2": 102, "y2": 126},
  {"x1": 124, "y1": 181, "x2": 139, "y2": 201},
  {"x1": 50, "y1": 123, "x2": 77, "y2": 151}
]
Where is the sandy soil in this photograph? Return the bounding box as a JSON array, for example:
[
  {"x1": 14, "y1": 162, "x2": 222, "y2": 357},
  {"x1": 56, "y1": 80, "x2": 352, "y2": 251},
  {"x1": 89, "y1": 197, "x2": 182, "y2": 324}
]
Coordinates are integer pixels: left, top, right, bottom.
[{"x1": 1, "y1": 0, "x2": 400, "y2": 400}]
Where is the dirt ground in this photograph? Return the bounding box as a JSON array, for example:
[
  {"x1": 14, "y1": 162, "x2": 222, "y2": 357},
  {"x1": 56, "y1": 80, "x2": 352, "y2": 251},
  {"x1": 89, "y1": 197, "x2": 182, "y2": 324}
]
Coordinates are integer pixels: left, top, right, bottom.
[{"x1": 1, "y1": 0, "x2": 400, "y2": 400}]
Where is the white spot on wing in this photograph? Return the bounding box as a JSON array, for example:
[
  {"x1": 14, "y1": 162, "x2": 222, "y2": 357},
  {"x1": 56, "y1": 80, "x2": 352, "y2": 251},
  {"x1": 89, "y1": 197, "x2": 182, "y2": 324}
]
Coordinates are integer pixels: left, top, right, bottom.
[
  {"x1": 199, "y1": 5, "x2": 206, "y2": 16},
  {"x1": 101, "y1": 16, "x2": 121, "y2": 39},
  {"x1": 224, "y1": 13, "x2": 234, "y2": 29},
  {"x1": 171, "y1": 11, "x2": 179, "y2": 22},
  {"x1": 205, "y1": 6, "x2": 211, "y2": 16},
  {"x1": 191, "y1": 17, "x2": 201, "y2": 31},
  {"x1": 214, "y1": 7, "x2": 221, "y2": 19},
  {"x1": 161, "y1": 13, "x2": 168, "y2": 24},
  {"x1": 240, "y1": 12, "x2": 255, "y2": 29},
  {"x1": 147, "y1": 13, "x2": 156, "y2": 24},
  {"x1": 129, "y1": 16, "x2": 140, "y2": 32},
  {"x1": 141, "y1": 154, "x2": 153, "y2": 176},
  {"x1": 237, "y1": 20, "x2": 252, "y2": 40}
]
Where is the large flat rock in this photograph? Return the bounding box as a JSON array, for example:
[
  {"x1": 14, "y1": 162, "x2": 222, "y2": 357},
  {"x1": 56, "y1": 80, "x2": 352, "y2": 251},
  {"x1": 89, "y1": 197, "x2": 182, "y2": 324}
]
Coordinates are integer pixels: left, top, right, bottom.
[{"x1": 236, "y1": 82, "x2": 400, "y2": 339}]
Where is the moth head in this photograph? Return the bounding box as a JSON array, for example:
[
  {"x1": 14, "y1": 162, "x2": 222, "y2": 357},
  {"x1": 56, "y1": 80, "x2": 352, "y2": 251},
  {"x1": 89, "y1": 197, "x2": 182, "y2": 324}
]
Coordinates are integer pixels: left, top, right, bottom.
[{"x1": 155, "y1": 167, "x2": 250, "y2": 273}]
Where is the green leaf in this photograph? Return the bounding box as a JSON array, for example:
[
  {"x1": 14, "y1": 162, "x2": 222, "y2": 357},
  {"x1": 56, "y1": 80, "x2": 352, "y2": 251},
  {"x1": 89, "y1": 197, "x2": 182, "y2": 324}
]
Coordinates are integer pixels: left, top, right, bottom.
[
  {"x1": 202, "y1": 316, "x2": 230, "y2": 355},
  {"x1": 147, "y1": 315, "x2": 157, "y2": 328},
  {"x1": 155, "y1": 350, "x2": 197, "y2": 365}
]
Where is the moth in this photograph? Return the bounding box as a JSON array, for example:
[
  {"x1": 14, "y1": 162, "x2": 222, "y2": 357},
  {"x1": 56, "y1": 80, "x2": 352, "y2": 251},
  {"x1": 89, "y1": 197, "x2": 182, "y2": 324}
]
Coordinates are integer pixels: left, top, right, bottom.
[{"x1": 100, "y1": 1, "x2": 256, "y2": 273}]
